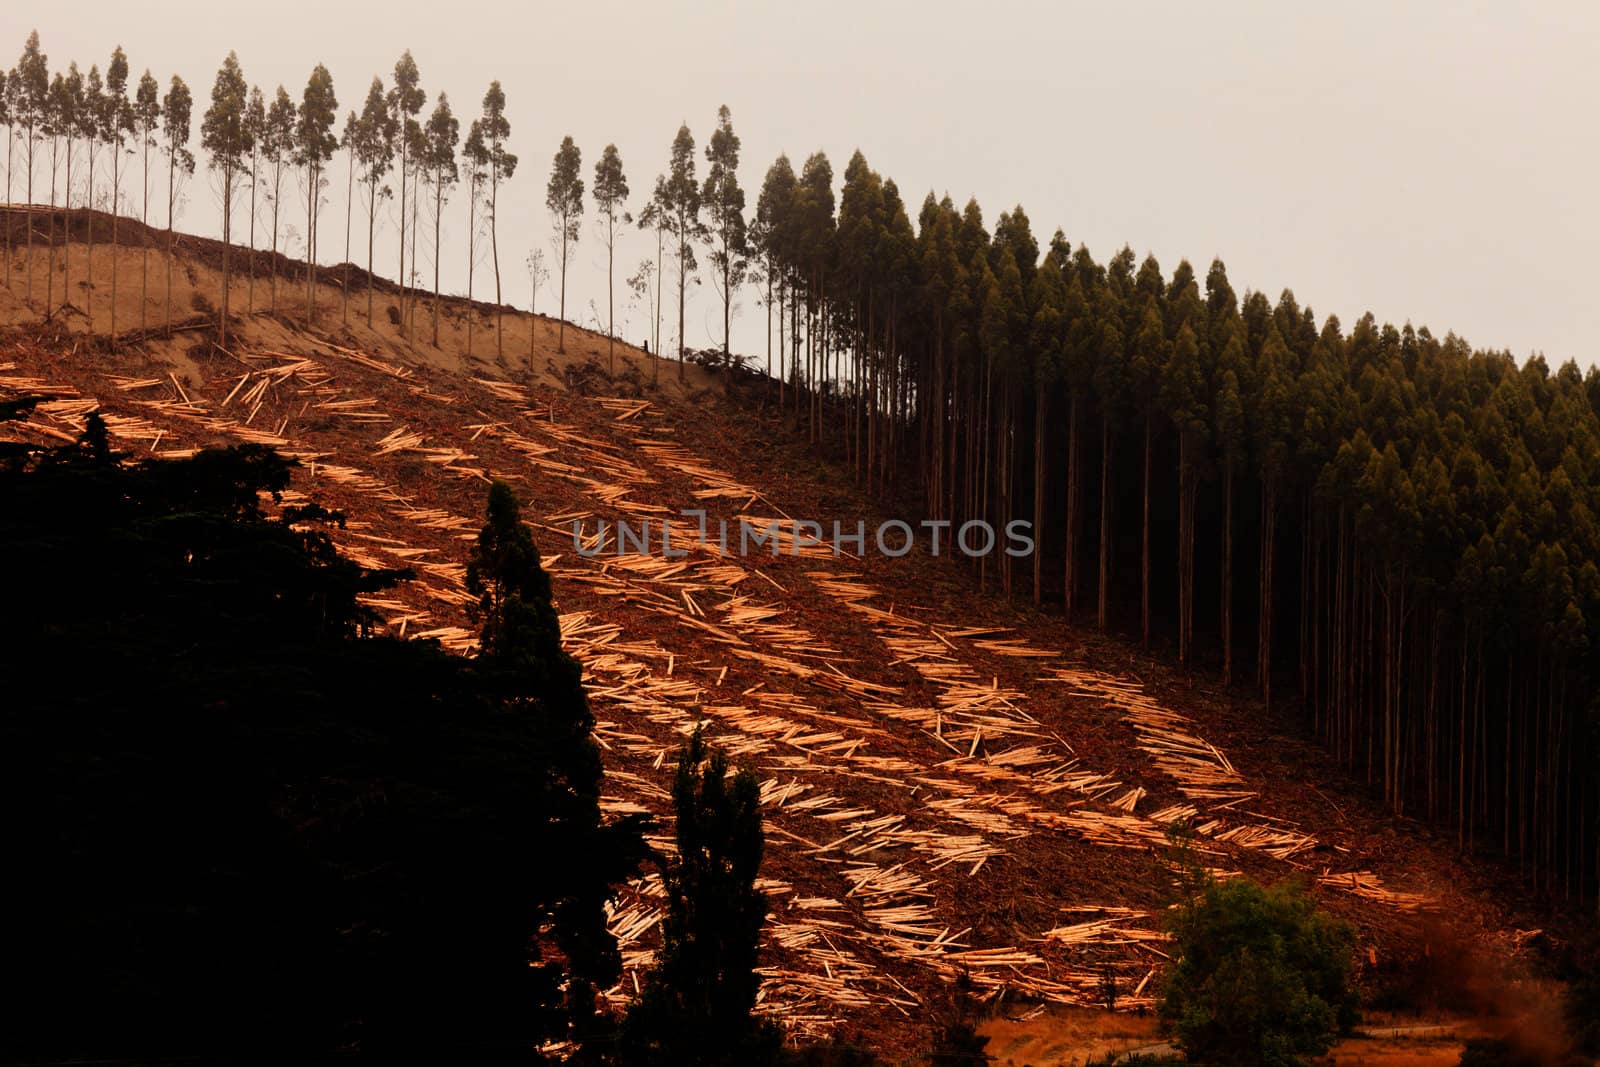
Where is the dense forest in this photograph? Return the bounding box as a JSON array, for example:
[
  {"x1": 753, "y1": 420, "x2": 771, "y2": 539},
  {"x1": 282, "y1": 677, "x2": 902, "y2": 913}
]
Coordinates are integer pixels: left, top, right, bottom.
[
  {"x1": 749, "y1": 163, "x2": 1600, "y2": 911},
  {"x1": 3, "y1": 29, "x2": 1597, "y2": 909}
]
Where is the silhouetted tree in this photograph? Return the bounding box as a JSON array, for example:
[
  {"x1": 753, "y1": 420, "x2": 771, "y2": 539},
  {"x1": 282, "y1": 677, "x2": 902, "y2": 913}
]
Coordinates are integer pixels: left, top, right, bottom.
[{"x1": 620, "y1": 728, "x2": 779, "y2": 1066}]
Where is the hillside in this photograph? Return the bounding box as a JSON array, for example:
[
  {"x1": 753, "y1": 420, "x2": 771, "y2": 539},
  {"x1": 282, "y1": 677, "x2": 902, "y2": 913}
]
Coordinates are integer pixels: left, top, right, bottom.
[{"x1": 0, "y1": 221, "x2": 1553, "y2": 1057}]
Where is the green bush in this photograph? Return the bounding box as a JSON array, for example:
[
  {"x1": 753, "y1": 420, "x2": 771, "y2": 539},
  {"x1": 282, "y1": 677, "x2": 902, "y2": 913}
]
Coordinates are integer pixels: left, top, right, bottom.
[{"x1": 1158, "y1": 876, "x2": 1359, "y2": 1067}]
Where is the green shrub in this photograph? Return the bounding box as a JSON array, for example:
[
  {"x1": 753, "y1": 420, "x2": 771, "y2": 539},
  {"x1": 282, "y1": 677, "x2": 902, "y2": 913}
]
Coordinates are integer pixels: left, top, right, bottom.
[{"x1": 1158, "y1": 876, "x2": 1359, "y2": 1067}]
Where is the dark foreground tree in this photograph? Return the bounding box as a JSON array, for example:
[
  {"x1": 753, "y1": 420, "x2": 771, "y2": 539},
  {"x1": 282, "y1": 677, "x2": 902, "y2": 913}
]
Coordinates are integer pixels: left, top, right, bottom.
[
  {"x1": 620, "y1": 728, "x2": 780, "y2": 1066},
  {"x1": 1159, "y1": 874, "x2": 1358, "y2": 1067},
  {"x1": 0, "y1": 426, "x2": 642, "y2": 1062}
]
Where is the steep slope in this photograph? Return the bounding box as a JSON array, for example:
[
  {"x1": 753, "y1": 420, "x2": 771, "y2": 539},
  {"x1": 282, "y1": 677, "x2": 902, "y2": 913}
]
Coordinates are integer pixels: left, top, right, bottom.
[{"x1": 0, "y1": 231, "x2": 1538, "y2": 1056}]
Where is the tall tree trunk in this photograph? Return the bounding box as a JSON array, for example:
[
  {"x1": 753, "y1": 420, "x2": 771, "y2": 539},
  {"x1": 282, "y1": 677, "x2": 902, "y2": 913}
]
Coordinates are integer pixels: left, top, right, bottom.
[
  {"x1": 218, "y1": 163, "x2": 233, "y2": 344},
  {"x1": 491, "y1": 169, "x2": 503, "y2": 359},
  {"x1": 1222, "y1": 458, "x2": 1234, "y2": 685},
  {"x1": 366, "y1": 177, "x2": 377, "y2": 327},
  {"x1": 396, "y1": 134, "x2": 407, "y2": 336},
  {"x1": 558, "y1": 223, "x2": 568, "y2": 354},
  {"x1": 343, "y1": 148, "x2": 354, "y2": 323},
  {"x1": 1098, "y1": 418, "x2": 1114, "y2": 630},
  {"x1": 246, "y1": 144, "x2": 257, "y2": 313},
  {"x1": 110, "y1": 142, "x2": 121, "y2": 344},
  {"x1": 676, "y1": 226, "x2": 688, "y2": 382},
  {"x1": 48, "y1": 135, "x2": 60, "y2": 316},
  {"x1": 1141, "y1": 413, "x2": 1151, "y2": 649},
  {"x1": 408, "y1": 159, "x2": 420, "y2": 337},
  {"x1": 25, "y1": 132, "x2": 38, "y2": 307},
  {"x1": 3, "y1": 126, "x2": 12, "y2": 293},
  {"x1": 1064, "y1": 392, "x2": 1081, "y2": 622},
  {"x1": 140, "y1": 135, "x2": 149, "y2": 332},
  {"x1": 431, "y1": 170, "x2": 443, "y2": 346},
  {"x1": 1259, "y1": 482, "x2": 1277, "y2": 711},
  {"x1": 269, "y1": 164, "x2": 282, "y2": 314},
  {"x1": 466, "y1": 175, "x2": 477, "y2": 358},
  {"x1": 164, "y1": 147, "x2": 174, "y2": 334},
  {"x1": 305, "y1": 161, "x2": 319, "y2": 320},
  {"x1": 606, "y1": 214, "x2": 615, "y2": 372},
  {"x1": 85, "y1": 139, "x2": 95, "y2": 332}
]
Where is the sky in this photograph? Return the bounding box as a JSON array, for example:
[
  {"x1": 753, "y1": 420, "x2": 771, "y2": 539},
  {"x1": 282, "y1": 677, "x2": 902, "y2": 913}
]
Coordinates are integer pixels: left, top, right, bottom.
[{"x1": 6, "y1": 1, "x2": 1598, "y2": 366}]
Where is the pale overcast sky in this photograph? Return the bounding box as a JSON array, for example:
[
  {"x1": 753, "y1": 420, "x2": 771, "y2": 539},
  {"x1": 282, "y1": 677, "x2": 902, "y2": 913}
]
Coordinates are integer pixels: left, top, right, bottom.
[{"x1": 7, "y1": 1, "x2": 1597, "y2": 365}]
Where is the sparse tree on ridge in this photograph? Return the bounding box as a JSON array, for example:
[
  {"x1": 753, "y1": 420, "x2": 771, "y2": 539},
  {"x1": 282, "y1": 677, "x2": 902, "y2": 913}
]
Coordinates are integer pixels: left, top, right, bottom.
[
  {"x1": 160, "y1": 74, "x2": 192, "y2": 334},
  {"x1": 45, "y1": 65, "x2": 76, "y2": 315},
  {"x1": 658, "y1": 123, "x2": 701, "y2": 381},
  {"x1": 476, "y1": 81, "x2": 515, "y2": 359},
  {"x1": 339, "y1": 109, "x2": 356, "y2": 322},
  {"x1": 200, "y1": 51, "x2": 251, "y2": 343},
  {"x1": 132, "y1": 69, "x2": 159, "y2": 331},
  {"x1": 294, "y1": 63, "x2": 337, "y2": 320},
  {"x1": 103, "y1": 48, "x2": 134, "y2": 340},
  {"x1": 353, "y1": 75, "x2": 396, "y2": 329},
  {"x1": 545, "y1": 134, "x2": 582, "y2": 356},
  {"x1": 261, "y1": 86, "x2": 295, "y2": 314},
  {"x1": 421, "y1": 91, "x2": 457, "y2": 347},
  {"x1": 14, "y1": 32, "x2": 51, "y2": 307},
  {"x1": 462, "y1": 118, "x2": 485, "y2": 358},
  {"x1": 591, "y1": 143, "x2": 629, "y2": 373},
  {"x1": 78, "y1": 63, "x2": 102, "y2": 330},
  {"x1": 702, "y1": 104, "x2": 747, "y2": 361},
  {"x1": 388, "y1": 51, "x2": 423, "y2": 336},
  {"x1": 242, "y1": 85, "x2": 264, "y2": 314},
  {"x1": 636, "y1": 191, "x2": 668, "y2": 382}
]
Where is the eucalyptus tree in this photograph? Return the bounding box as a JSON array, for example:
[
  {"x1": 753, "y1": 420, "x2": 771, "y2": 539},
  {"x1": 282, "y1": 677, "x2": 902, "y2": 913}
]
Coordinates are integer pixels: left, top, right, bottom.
[
  {"x1": 353, "y1": 76, "x2": 395, "y2": 329},
  {"x1": 462, "y1": 118, "x2": 485, "y2": 357},
  {"x1": 1028, "y1": 249, "x2": 1068, "y2": 604},
  {"x1": 242, "y1": 85, "x2": 264, "y2": 313},
  {"x1": 421, "y1": 92, "x2": 458, "y2": 346},
  {"x1": 793, "y1": 151, "x2": 835, "y2": 434},
  {"x1": 261, "y1": 86, "x2": 294, "y2": 313},
  {"x1": 294, "y1": 63, "x2": 337, "y2": 319},
  {"x1": 388, "y1": 51, "x2": 424, "y2": 335},
  {"x1": 101, "y1": 49, "x2": 134, "y2": 339},
  {"x1": 591, "y1": 143, "x2": 628, "y2": 371},
  {"x1": 753, "y1": 154, "x2": 795, "y2": 399},
  {"x1": 46, "y1": 65, "x2": 77, "y2": 314},
  {"x1": 201, "y1": 51, "x2": 250, "y2": 342},
  {"x1": 702, "y1": 104, "x2": 747, "y2": 361},
  {"x1": 133, "y1": 69, "x2": 159, "y2": 330},
  {"x1": 159, "y1": 73, "x2": 192, "y2": 333},
  {"x1": 338, "y1": 109, "x2": 356, "y2": 321},
  {"x1": 635, "y1": 188, "x2": 668, "y2": 378},
  {"x1": 524, "y1": 247, "x2": 547, "y2": 361},
  {"x1": 475, "y1": 80, "x2": 515, "y2": 358},
  {"x1": 14, "y1": 31, "x2": 48, "y2": 305},
  {"x1": 78, "y1": 63, "x2": 101, "y2": 327},
  {"x1": 658, "y1": 123, "x2": 701, "y2": 380},
  {"x1": 545, "y1": 135, "x2": 582, "y2": 355}
]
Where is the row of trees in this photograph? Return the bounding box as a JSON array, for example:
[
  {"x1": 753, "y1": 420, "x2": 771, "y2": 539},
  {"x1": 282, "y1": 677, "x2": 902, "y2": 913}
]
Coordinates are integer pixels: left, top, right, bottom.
[
  {"x1": 2, "y1": 31, "x2": 755, "y2": 374},
  {"x1": 739, "y1": 145, "x2": 1600, "y2": 909}
]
